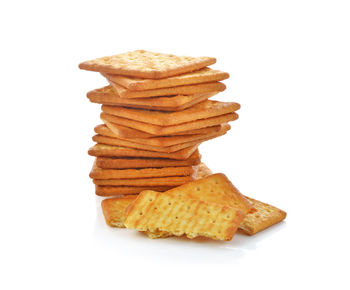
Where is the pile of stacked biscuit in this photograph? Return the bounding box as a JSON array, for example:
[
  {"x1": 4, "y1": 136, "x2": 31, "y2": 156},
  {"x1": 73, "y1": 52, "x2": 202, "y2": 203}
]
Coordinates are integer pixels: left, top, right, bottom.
[
  {"x1": 79, "y1": 50, "x2": 240, "y2": 197},
  {"x1": 79, "y1": 50, "x2": 286, "y2": 241}
]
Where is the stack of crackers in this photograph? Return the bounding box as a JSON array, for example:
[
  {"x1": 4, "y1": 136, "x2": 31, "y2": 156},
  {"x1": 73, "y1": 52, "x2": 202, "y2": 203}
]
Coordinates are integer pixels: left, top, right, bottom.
[
  {"x1": 79, "y1": 50, "x2": 286, "y2": 242},
  {"x1": 80, "y1": 50, "x2": 239, "y2": 197}
]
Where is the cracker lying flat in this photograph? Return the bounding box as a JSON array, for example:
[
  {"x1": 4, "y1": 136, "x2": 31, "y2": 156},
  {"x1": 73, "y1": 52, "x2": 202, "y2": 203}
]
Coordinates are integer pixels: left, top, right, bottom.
[
  {"x1": 92, "y1": 125, "x2": 228, "y2": 153},
  {"x1": 95, "y1": 124, "x2": 229, "y2": 147},
  {"x1": 88, "y1": 144, "x2": 199, "y2": 160},
  {"x1": 124, "y1": 190, "x2": 245, "y2": 241},
  {"x1": 239, "y1": 197, "x2": 287, "y2": 235},
  {"x1": 93, "y1": 176, "x2": 195, "y2": 187},
  {"x1": 87, "y1": 86, "x2": 217, "y2": 111},
  {"x1": 89, "y1": 162, "x2": 194, "y2": 179},
  {"x1": 96, "y1": 186, "x2": 172, "y2": 197},
  {"x1": 105, "y1": 67, "x2": 229, "y2": 91},
  {"x1": 102, "y1": 100, "x2": 240, "y2": 126},
  {"x1": 103, "y1": 120, "x2": 223, "y2": 139},
  {"x1": 102, "y1": 196, "x2": 137, "y2": 227},
  {"x1": 95, "y1": 150, "x2": 201, "y2": 169},
  {"x1": 79, "y1": 50, "x2": 216, "y2": 79},
  {"x1": 101, "y1": 112, "x2": 238, "y2": 135},
  {"x1": 109, "y1": 80, "x2": 226, "y2": 99}
]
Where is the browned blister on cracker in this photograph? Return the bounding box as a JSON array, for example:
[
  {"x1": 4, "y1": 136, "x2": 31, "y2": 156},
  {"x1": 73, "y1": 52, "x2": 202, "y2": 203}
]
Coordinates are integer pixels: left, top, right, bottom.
[
  {"x1": 109, "y1": 80, "x2": 226, "y2": 99},
  {"x1": 124, "y1": 190, "x2": 245, "y2": 241},
  {"x1": 239, "y1": 197, "x2": 287, "y2": 235},
  {"x1": 79, "y1": 50, "x2": 216, "y2": 79},
  {"x1": 105, "y1": 67, "x2": 229, "y2": 91}
]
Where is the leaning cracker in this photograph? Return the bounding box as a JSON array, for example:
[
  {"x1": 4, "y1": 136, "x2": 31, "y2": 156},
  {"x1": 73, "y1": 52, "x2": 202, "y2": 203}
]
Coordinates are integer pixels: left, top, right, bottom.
[
  {"x1": 101, "y1": 112, "x2": 238, "y2": 135},
  {"x1": 79, "y1": 50, "x2": 216, "y2": 79},
  {"x1": 95, "y1": 124, "x2": 230, "y2": 147},
  {"x1": 102, "y1": 120, "x2": 223, "y2": 139},
  {"x1": 96, "y1": 186, "x2": 172, "y2": 197},
  {"x1": 89, "y1": 162, "x2": 194, "y2": 179},
  {"x1": 102, "y1": 100, "x2": 240, "y2": 126},
  {"x1": 109, "y1": 80, "x2": 226, "y2": 99},
  {"x1": 95, "y1": 150, "x2": 201, "y2": 169},
  {"x1": 238, "y1": 197, "x2": 287, "y2": 235},
  {"x1": 161, "y1": 173, "x2": 252, "y2": 215},
  {"x1": 105, "y1": 67, "x2": 229, "y2": 91},
  {"x1": 124, "y1": 190, "x2": 245, "y2": 241},
  {"x1": 93, "y1": 176, "x2": 194, "y2": 187},
  {"x1": 87, "y1": 86, "x2": 217, "y2": 111},
  {"x1": 88, "y1": 144, "x2": 199, "y2": 160}
]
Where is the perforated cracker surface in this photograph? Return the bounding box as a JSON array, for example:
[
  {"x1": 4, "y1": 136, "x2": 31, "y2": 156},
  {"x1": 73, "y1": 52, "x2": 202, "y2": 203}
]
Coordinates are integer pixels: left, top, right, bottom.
[
  {"x1": 124, "y1": 190, "x2": 245, "y2": 241},
  {"x1": 79, "y1": 50, "x2": 216, "y2": 79}
]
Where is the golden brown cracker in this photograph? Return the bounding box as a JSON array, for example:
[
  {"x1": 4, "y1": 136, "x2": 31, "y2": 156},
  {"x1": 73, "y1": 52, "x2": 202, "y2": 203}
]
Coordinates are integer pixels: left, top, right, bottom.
[
  {"x1": 87, "y1": 86, "x2": 217, "y2": 111},
  {"x1": 92, "y1": 125, "x2": 228, "y2": 153},
  {"x1": 109, "y1": 80, "x2": 226, "y2": 99},
  {"x1": 162, "y1": 173, "x2": 253, "y2": 215},
  {"x1": 96, "y1": 186, "x2": 172, "y2": 197},
  {"x1": 93, "y1": 176, "x2": 194, "y2": 186},
  {"x1": 79, "y1": 50, "x2": 216, "y2": 79},
  {"x1": 102, "y1": 120, "x2": 223, "y2": 139},
  {"x1": 95, "y1": 123, "x2": 229, "y2": 147},
  {"x1": 95, "y1": 150, "x2": 201, "y2": 169},
  {"x1": 89, "y1": 162, "x2": 194, "y2": 179},
  {"x1": 105, "y1": 67, "x2": 229, "y2": 91},
  {"x1": 239, "y1": 197, "x2": 287, "y2": 235},
  {"x1": 88, "y1": 144, "x2": 199, "y2": 160},
  {"x1": 124, "y1": 190, "x2": 245, "y2": 241},
  {"x1": 102, "y1": 196, "x2": 137, "y2": 227},
  {"x1": 102, "y1": 100, "x2": 240, "y2": 126},
  {"x1": 101, "y1": 112, "x2": 238, "y2": 135}
]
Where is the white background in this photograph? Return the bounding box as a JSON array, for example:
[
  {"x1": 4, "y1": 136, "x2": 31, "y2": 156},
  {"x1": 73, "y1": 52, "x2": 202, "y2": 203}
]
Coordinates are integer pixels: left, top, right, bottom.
[{"x1": 1, "y1": 1, "x2": 349, "y2": 289}]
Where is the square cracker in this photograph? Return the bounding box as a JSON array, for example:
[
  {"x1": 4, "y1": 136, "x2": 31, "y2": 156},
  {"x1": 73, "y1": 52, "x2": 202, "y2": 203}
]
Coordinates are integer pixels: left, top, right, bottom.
[
  {"x1": 79, "y1": 50, "x2": 216, "y2": 79},
  {"x1": 87, "y1": 86, "x2": 217, "y2": 111},
  {"x1": 93, "y1": 176, "x2": 194, "y2": 186},
  {"x1": 94, "y1": 124, "x2": 229, "y2": 147},
  {"x1": 238, "y1": 197, "x2": 287, "y2": 235},
  {"x1": 95, "y1": 150, "x2": 201, "y2": 169},
  {"x1": 102, "y1": 100, "x2": 240, "y2": 126},
  {"x1": 105, "y1": 67, "x2": 229, "y2": 91},
  {"x1": 102, "y1": 120, "x2": 223, "y2": 139},
  {"x1": 88, "y1": 144, "x2": 199, "y2": 160},
  {"x1": 89, "y1": 162, "x2": 195, "y2": 179},
  {"x1": 101, "y1": 112, "x2": 238, "y2": 135},
  {"x1": 108, "y1": 79, "x2": 226, "y2": 99},
  {"x1": 96, "y1": 186, "x2": 172, "y2": 197},
  {"x1": 92, "y1": 124, "x2": 229, "y2": 153},
  {"x1": 124, "y1": 190, "x2": 245, "y2": 241}
]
